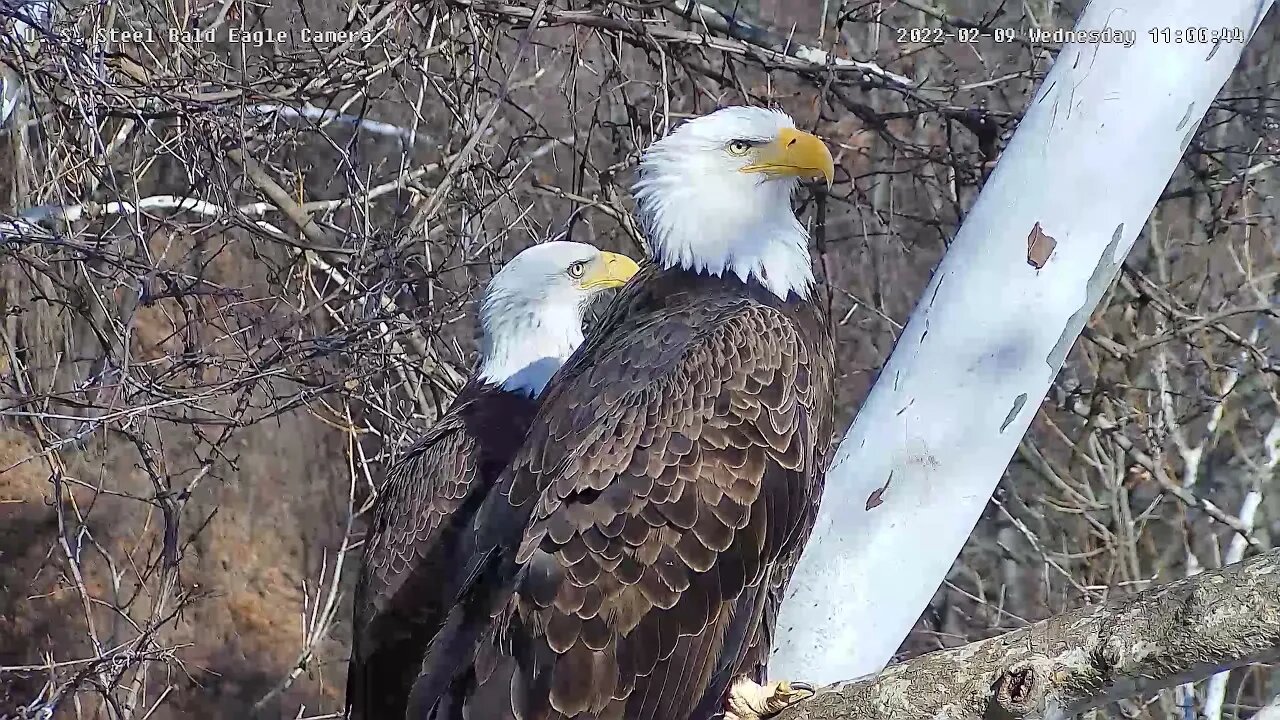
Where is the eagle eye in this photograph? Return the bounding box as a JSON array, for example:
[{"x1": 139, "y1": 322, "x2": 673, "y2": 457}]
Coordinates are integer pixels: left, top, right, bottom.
[
  {"x1": 567, "y1": 260, "x2": 587, "y2": 279},
  {"x1": 726, "y1": 139, "x2": 752, "y2": 156}
]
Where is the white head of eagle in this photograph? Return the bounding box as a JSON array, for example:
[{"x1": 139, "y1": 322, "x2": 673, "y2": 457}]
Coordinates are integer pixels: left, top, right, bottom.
[
  {"x1": 632, "y1": 106, "x2": 835, "y2": 301},
  {"x1": 476, "y1": 240, "x2": 639, "y2": 396}
]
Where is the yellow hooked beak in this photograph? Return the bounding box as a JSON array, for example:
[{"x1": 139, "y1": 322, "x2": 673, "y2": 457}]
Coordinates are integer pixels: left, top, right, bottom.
[
  {"x1": 740, "y1": 127, "x2": 836, "y2": 188},
  {"x1": 579, "y1": 251, "x2": 640, "y2": 290}
]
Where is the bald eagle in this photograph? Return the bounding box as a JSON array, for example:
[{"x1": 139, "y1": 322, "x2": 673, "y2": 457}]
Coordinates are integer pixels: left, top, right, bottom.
[
  {"x1": 345, "y1": 241, "x2": 640, "y2": 720},
  {"x1": 409, "y1": 106, "x2": 837, "y2": 720}
]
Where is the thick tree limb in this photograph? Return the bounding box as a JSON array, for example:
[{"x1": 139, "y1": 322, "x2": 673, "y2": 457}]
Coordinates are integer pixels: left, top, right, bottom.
[
  {"x1": 772, "y1": 0, "x2": 1277, "y2": 683},
  {"x1": 777, "y1": 548, "x2": 1280, "y2": 720}
]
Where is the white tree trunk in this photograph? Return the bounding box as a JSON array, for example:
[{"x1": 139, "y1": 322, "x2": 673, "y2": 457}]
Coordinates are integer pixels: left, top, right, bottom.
[{"x1": 771, "y1": 0, "x2": 1276, "y2": 686}]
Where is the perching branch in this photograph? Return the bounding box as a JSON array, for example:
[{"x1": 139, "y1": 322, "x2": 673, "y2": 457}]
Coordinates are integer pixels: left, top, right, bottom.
[{"x1": 778, "y1": 548, "x2": 1280, "y2": 720}]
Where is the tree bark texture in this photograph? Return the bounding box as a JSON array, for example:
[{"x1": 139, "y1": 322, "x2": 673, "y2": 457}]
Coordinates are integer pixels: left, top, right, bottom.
[
  {"x1": 777, "y1": 548, "x2": 1280, "y2": 720},
  {"x1": 773, "y1": 0, "x2": 1278, "y2": 683}
]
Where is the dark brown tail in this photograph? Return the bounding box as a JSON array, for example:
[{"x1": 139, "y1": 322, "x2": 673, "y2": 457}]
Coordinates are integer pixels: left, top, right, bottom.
[{"x1": 346, "y1": 637, "x2": 427, "y2": 720}]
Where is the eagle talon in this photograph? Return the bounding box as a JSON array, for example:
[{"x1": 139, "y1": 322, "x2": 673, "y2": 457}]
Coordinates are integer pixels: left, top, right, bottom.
[{"x1": 724, "y1": 676, "x2": 816, "y2": 720}]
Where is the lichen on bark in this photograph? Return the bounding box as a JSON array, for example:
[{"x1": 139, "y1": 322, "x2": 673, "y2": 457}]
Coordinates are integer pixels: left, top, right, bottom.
[{"x1": 776, "y1": 549, "x2": 1280, "y2": 720}]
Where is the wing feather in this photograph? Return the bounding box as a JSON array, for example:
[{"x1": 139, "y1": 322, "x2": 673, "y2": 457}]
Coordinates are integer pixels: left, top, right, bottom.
[
  {"x1": 444, "y1": 292, "x2": 833, "y2": 720},
  {"x1": 348, "y1": 387, "x2": 536, "y2": 720},
  {"x1": 346, "y1": 416, "x2": 476, "y2": 720}
]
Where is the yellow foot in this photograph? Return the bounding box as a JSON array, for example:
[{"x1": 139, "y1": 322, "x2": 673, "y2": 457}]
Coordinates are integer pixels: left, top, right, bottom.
[{"x1": 724, "y1": 677, "x2": 815, "y2": 720}]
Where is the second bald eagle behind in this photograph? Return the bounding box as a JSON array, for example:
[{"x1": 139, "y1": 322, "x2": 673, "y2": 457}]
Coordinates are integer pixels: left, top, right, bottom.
[
  {"x1": 410, "y1": 106, "x2": 838, "y2": 720},
  {"x1": 346, "y1": 241, "x2": 639, "y2": 720}
]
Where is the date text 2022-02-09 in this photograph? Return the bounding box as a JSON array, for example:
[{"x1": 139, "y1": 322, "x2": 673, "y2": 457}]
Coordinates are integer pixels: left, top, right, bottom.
[{"x1": 890, "y1": 25, "x2": 1241, "y2": 49}]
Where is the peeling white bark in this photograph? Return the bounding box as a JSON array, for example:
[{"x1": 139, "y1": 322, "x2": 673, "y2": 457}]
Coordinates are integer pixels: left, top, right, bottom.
[{"x1": 772, "y1": 0, "x2": 1276, "y2": 685}]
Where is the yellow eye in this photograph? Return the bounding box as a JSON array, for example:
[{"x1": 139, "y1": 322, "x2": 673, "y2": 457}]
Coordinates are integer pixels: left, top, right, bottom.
[
  {"x1": 567, "y1": 261, "x2": 586, "y2": 279},
  {"x1": 727, "y1": 140, "x2": 751, "y2": 156}
]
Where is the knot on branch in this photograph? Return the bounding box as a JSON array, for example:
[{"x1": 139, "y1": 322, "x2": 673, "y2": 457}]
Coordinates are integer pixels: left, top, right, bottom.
[{"x1": 988, "y1": 656, "x2": 1059, "y2": 720}]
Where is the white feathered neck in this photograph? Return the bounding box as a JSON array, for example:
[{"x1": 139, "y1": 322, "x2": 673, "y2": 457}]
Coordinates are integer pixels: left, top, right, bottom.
[
  {"x1": 632, "y1": 107, "x2": 815, "y2": 301},
  {"x1": 476, "y1": 294, "x2": 584, "y2": 397}
]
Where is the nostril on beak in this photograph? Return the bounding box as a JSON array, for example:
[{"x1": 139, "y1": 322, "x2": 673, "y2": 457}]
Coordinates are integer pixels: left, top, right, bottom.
[{"x1": 787, "y1": 138, "x2": 797, "y2": 146}]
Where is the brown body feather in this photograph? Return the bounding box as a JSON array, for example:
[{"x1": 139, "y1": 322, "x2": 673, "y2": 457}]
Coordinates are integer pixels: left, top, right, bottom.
[
  {"x1": 346, "y1": 381, "x2": 539, "y2": 720},
  {"x1": 412, "y1": 263, "x2": 835, "y2": 720}
]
